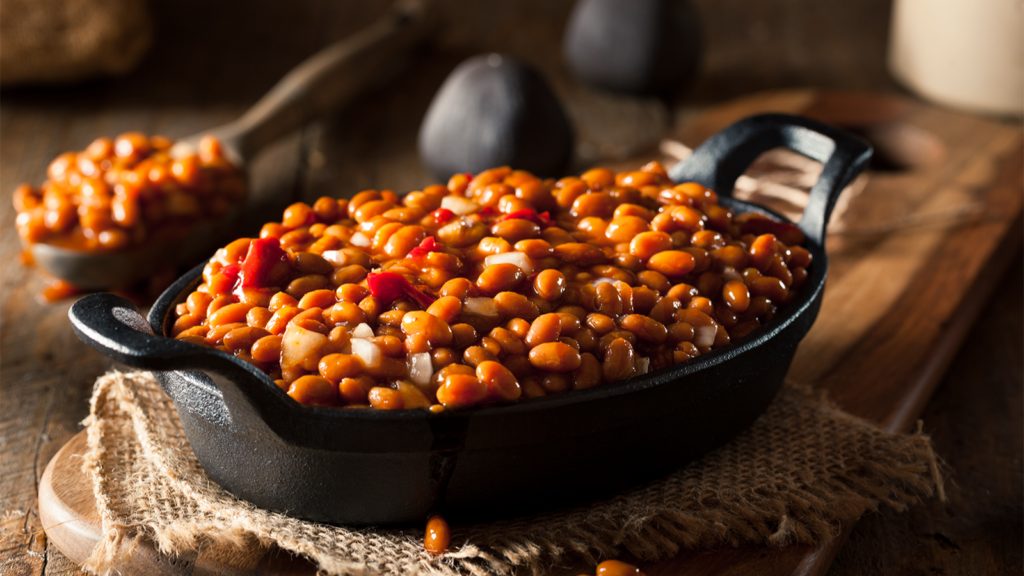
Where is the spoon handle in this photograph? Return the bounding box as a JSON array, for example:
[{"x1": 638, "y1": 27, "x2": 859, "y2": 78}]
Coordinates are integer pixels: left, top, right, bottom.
[{"x1": 201, "y1": 0, "x2": 436, "y2": 164}]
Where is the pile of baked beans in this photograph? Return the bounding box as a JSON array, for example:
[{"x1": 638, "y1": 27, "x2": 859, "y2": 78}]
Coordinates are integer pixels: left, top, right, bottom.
[
  {"x1": 171, "y1": 162, "x2": 811, "y2": 410},
  {"x1": 13, "y1": 133, "x2": 244, "y2": 252}
]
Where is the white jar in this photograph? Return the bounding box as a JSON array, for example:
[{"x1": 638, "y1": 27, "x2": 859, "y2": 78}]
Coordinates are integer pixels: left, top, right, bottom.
[{"x1": 888, "y1": 0, "x2": 1023, "y2": 117}]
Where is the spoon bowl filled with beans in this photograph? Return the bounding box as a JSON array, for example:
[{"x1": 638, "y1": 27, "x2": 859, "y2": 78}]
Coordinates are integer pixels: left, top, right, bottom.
[
  {"x1": 70, "y1": 114, "x2": 871, "y2": 526},
  {"x1": 13, "y1": 0, "x2": 434, "y2": 293}
]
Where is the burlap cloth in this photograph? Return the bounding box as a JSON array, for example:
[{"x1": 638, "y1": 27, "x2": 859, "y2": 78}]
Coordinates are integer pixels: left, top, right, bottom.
[
  {"x1": 80, "y1": 371, "x2": 943, "y2": 575},
  {"x1": 0, "y1": 0, "x2": 151, "y2": 86}
]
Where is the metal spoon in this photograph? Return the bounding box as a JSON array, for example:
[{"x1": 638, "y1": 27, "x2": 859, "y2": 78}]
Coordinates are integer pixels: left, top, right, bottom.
[{"x1": 29, "y1": 0, "x2": 435, "y2": 290}]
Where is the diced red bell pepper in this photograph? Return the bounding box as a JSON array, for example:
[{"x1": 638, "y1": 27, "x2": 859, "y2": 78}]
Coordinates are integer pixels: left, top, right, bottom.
[
  {"x1": 219, "y1": 263, "x2": 241, "y2": 286},
  {"x1": 407, "y1": 236, "x2": 442, "y2": 260},
  {"x1": 240, "y1": 237, "x2": 291, "y2": 289},
  {"x1": 500, "y1": 209, "x2": 553, "y2": 228},
  {"x1": 478, "y1": 206, "x2": 499, "y2": 218},
  {"x1": 366, "y1": 271, "x2": 437, "y2": 309},
  {"x1": 430, "y1": 208, "x2": 456, "y2": 225}
]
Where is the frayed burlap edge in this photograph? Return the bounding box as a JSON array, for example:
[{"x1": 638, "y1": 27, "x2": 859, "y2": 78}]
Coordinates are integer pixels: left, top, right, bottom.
[{"x1": 80, "y1": 371, "x2": 942, "y2": 576}]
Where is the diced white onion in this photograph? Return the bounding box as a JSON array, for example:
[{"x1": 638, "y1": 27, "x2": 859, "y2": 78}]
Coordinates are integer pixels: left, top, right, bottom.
[
  {"x1": 441, "y1": 195, "x2": 480, "y2": 215},
  {"x1": 169, "y1": 141, "x2": 196, "y2": 159},
  {"x1": 351, "y1": 338, "x2": 381, "y2": 368},
  {"x1": 465, "y1": 297, "x2": 498, "y2": 317},
  {"x1": 437, "y1": 221, "x2": 463, "y2": 241},
  {"x1": 408, "y1": 352, "x2": 433, "y2": 386},
  {"x1": 694, "y1": 325, "x2": 716, "y2": 348},
  {"x1": 636, "y1": 357, "x2": 650, "y2": 375},
  {"x1": 322, "y1": 250, "x2": 344, "y2": 265},
  {"x1": 351, "y1": 323, "x2": 374, "y2": 339},
  {"x1": 721, "y1": 266, "x2": 742, "y2": 283},
  {"x1": 484, "y1": 252, "x2": 534, "y2": 274},
  {"x1": 281, "y1": 323, "x2": 328, "y2": 370},
  {"x1": 350, "y1": 231, "x2": 370, "y2": 247}
]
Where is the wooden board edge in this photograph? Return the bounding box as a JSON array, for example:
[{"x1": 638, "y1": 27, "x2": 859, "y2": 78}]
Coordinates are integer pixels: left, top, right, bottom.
[{"x1": 38, "y1": 430, "x2": 100, "y2": 567}]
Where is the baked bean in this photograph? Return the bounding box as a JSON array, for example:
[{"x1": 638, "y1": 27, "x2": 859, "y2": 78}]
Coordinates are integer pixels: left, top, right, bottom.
[
  {"x1": 696, "y1": 271, "x2": 723, "y2": 298},
  {"x1": 688, "y1": 297, "x2": 715, "y2": 317},
  {"x1": 603, "y1": 338, "x2": 635, "y2": 383},
  {"x1": 573, "y1": 327, "x2": 598, "y2": 353},
  {"x1": 402, "y1": 311, "x2": 453, "y2": 347},
  {"x1": 505, "y1": 318, "x2": 531, "y2": 339},
  {"x1": 594, "y1": 282, "x2": 622, "y2": 317},
  {"x1": 541, "y1": 373, "x2": 570, "y2": 394},
  {"x1": 722, "y1": 280, "x2": 750, "y2": 313},
  {"x1": 288, "y1": 375, "x2": 337, "y2": 405},
  {"x1": 224, "y1": 326, "x2": 271, "y2": 353},
  {"x1": 525, "y1": 313, "x2": 562, "y2": 347},
  {"x1": 266, "y1": 306, "x2": 302, "y2": 335},
  {"x1": 691, "y1": 230, "x2": 726, "y2": 250},
  {"x1": 596, "y1": 559, "x2": 643, "y2": 576},
  {"x1": 605, "y1": 216, "x2": 650, "y2": 243},
  {"x1": 171, "y1": 313, "x2": 203, "y2": 337},
  {"x1": 553, "y1": 243, "x2": 606, "y2": 266},
  {"x1": 748, "y1": 276, "x2": 788, "y2": 302},
  {"x1": 586, "y1": 313, "x2": 617, "y2": 335},
  {"x1": 730, "y1": 320, "x2": 761, "y2": 340},
  {"x1": 251, "y1": 335, "x2": 283, "y2": 363},
  {"x1": 294, "y1": 252, "x2": 333, "y2": 276},
  {"x1": 479, "y1": 335, "x2": 502, "y2": 356},
  {"x1": 477, "y1": 361, "x2": 521, "y2": 401},
  {"x1": 299, "y1": 289, "x2": 337, "y2": 310},
  {"x1": 749, "y1": 233, "x2": 778, "y2": 271},
  {"x1": 647, "y1": 251, "x2": 696, "y2": 278},
  {"x1": 572, "y1": 353, "x2": 602, "y2": 390},
  {"x1": 494, "y1": 292, "x2": 539, "y2": 320},
  {"x1": 667, "y1": 322, "x2": 695, "y2": 344},
  {"x1": 491, "y1": 218, "x2": 541, "y2": 242},
  {"x1": 766, "y1": 254, "x2": 793, "y2": 288},
  {"x1": 209, "y1": 302, "x2": 254, "y2": 327},
  {"x1": 324, "y1": 302, "x2": 367, "y2": 326},
  {"x1": 620, "y1": 314, "x2": 667, "y2": 343},
  {"x1": 791, "y1": 266, "x2": 809, "y2": 289},
  {"x1": 488, "y1": 327, "x2": 526, "y2": 355},
  {"x1": 449, "y1": 323, "x2": 478, "y2": 349},
  {"x1": 167, "y1": 162, "x2": 811, "y2": 410},
  {"x1": 436, "y1": 374, "x2": 488, "y2": 408},
  {"x1": 476, "y1": 263, "x2": 525, "y2": 295},
  {"x1": 637, "y1": 270, "x2": 671, "y2": 293},
  {"x1": 339, "y1": 377, "x2": 372, "y2": 404},
  {"x1": 368, "y1": 387, "x2": 404, "y2": 410},
  {"x1": 208, "y1": 322, "x2": 246, "y2": 344},
  {"x1": 533, "y1": 269, "x2": 566, "y2": 301},
  {"x1": 528, "y1": 342, "x2": 581, "y2": 372},
  {"x1": 515, "y1": 239, "x2": 553, "y2": 258},
  {"x1": 631, "y1": 285, "x2": 659, "y2": 315},
  {"x1": 712, "y1": 245, "x2": 749, "y2": 269},
  {"x1": 648, "y1": 296, "x2": 681, "y2": 325}
]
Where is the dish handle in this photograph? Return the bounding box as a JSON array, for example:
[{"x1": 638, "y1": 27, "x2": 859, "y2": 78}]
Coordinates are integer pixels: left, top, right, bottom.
[
  {"x1": 69, "y1": 293, "x2": 286, "y2": 439},
  {"x1": 667, "y1": 113, "x2": 873, "y2": 245}
]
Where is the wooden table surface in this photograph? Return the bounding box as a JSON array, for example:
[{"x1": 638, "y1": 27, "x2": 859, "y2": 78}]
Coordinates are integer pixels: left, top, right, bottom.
[{"x1": 1, "y1": 1, "x2": 1020, "y2": 575}]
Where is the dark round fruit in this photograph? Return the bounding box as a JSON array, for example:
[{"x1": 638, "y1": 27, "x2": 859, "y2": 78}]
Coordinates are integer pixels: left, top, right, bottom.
[
  {"x1": 418, "y1": 53, "x2": 574, "y2": 180},
  {"x1": 563, "y1": 0, "x2": 702, "y2": 97}
]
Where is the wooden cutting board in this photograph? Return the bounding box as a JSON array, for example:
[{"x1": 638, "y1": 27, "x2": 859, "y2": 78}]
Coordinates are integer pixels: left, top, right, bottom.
[{"x1": 38, "y1": 89, "x2": 1024, "y2": 576}]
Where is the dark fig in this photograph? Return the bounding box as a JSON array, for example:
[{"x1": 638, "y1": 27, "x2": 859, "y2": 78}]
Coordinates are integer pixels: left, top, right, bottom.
[
  {"x1": 418, "y1": 54, "x2": 573, "y2": 179},
  {"x1": 563, "y1": 0, "x2": 701, "y2": 97}
]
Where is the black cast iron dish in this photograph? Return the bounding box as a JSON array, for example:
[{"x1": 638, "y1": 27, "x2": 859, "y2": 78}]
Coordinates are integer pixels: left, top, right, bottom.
[{"x1": 70, "y1": 114, "x2": 871, "y2": 526}]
